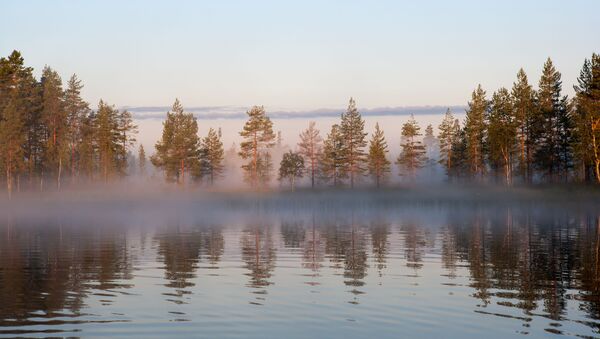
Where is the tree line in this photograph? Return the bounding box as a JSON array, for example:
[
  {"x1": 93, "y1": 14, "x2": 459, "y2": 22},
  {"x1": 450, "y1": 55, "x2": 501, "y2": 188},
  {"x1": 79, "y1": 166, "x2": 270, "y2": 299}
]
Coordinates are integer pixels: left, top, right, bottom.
[
  {"x1": 226, "y1": 52, "x2": 599, "y2": 190},
  {"x1": 440, "y1": 55, "x2": 600, "y2": 185},
  {"x1": 0, "y1": 51, "x2": 138, "y2": 198},
  {"x1": 1, "y1": 50, "x2": 599, "y2": 196},
  {"x1": 274, "y1": 54, "x2": 600, "y2": 188}
]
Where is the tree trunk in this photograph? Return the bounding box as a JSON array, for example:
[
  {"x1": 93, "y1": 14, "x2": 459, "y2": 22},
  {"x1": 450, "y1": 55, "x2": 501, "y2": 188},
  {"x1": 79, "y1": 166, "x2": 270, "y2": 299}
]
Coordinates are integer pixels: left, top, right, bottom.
[
  {"x1": 502, "y1": 147, "x2": 510, "y2": 186},
  {"x1": 57, "y1": 157, "x2": 62, "y2": 191},
  {"x1": 71, "y1": 146, "x2": 76, "y2": 185},
  {"x1": 180, "y1": 159, "x2": 185, "y2": 186},
  {"x1": 253, "y1": 132, "x2": 258, "y2": 189},
  {"x1": 6, "y1": 167, "x2": 11, "y2": 201},
  {"x1": 291, "y1": 176, "x2": 295, "y2": 192},
  {"x1": 40, "y1": 169, "x2": 44, "y2": 192},
  {"x1": 526, "y1": 139, "x2": 532, "y2": 184},
  {"x1": 519, "y1": 126, "x2": 525, "y2": 182},
  {"x1": 592, "y1": 117, "x2": 600, "y2": 184},
  {"x1": 311, "y1": 160, "x2": 315, "y2": 188}
]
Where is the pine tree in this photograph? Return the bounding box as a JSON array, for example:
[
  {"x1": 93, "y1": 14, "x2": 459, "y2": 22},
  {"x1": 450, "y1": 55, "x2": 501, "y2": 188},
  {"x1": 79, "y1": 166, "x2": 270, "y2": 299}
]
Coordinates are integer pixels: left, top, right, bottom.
[
  {"x1": 278, "y1": 150, "x2": 304, "y2": 191},
  {"x1": 573, "y1": 53, "x2": 600, "y2": 184},
  {"x1": 64, "y1": 74, "x2": 90, "y2": 184},
  {"x1": 511, "y1": 69, "x2": 535, "y2": 183},
  {"x1": 535, "y1": 58, "x2": 573, "y2": 182},
  {"x1": 200, "y1": 127, "x2": 225, "y2": 185},
  {"x1": 116, "y1": 109, "x2": 137, "y2": 176},
  {"x1": 438, "y1": 108, "x2": 459, "y2": 177},
  {"x1": 0, "y1": 99, "x2": 24, "y2": 199},
  {"x1": 487, "y1": 88, "x2": 516, "y2": 185},
  {"x1": 138, "y1": 144, "x2": 146, "y2": 177},
  {"x1": 151, "y1": 99, "x2": 200, "y2": 184},
  {"x1": 95, "y1": 100, "x2": 118, "y2": 182},
  {"x1": 0, "y1": 50, "x2": 36, "y2": 195},
  {"x1": 423, "y1": 124, "x2": 437, "y2": 154},
  {"x1": 423, "y1": 123, "x2": 438, "y2": 177},
  {"x1": 320, "y1": 124, "x2": 347, "y2": 186},
  {"x1": 396, "y1": 115, "x2": 426, "y2": 181},
  {"x1": 340, "y1": 98, "x2": 367, "y2": 187},
  {"x1": 40, "y1": 66, "x2": 68, "y2": 189},
  {"x1": 24, "y1": 94, "x2": 44, "y2": 190},
  {"x1": 238, "y1": 105, "x2": 275, "y2": 189},
  {"x1": 298, "y1": 121, "x2": 322, "y2": 188},
  {"x1": 367, "y1": 122, "x2": 391, "y2": 188},
  {"x1": 464, "y1": 85, "x2": 488, "y2": 180},
  {"x1": 449, "y1": 125, "x2": 469, "y2": 180},
  {"x1": 78, "y1": 112, "x2": 96, "y2": 181},
  {"x1": 256, "y1": 150, "x2": 273, "y2": 187}
]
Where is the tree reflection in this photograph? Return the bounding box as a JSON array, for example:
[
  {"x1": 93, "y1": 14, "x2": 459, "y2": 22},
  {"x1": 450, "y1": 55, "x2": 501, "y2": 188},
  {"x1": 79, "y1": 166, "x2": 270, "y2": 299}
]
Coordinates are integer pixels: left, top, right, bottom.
[
  {"x1": 155, "y1": 227, "x2": 203, "y2": 295},
  {"x1": 302, "y1": 216, "x2": 324, "y2": 274},
  {"x1": 280, "y1": 220, "x2": 305, "y2": 249},
  {"x1": 322, "y1": 217, "x2": 368, "y2": 303},
  {"x1": 202, "y1": 227, "x2": 224, "y2": 266},
  {"x1": 401, "y1": 220, "x2": 427, "y2": 272},
  {"x1": 2, "y1": 209, "x2": 600, "y2": 336},
  {"x1": 0, "y1": 222, "x2": 133, "y2": 322},
  {"x1": 370, "y1": 219, "x2": 389, "y2": 277},
  {"x1": 241, "y1": 221, "x2": 276, "y2": 295}
]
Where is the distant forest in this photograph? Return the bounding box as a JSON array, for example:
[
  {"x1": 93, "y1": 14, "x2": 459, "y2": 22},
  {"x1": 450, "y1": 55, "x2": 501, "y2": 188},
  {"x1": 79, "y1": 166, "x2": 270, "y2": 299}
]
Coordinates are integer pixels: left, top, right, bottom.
[{"x1": 0, "y1": 50, "x2": 599, "y2": 197}]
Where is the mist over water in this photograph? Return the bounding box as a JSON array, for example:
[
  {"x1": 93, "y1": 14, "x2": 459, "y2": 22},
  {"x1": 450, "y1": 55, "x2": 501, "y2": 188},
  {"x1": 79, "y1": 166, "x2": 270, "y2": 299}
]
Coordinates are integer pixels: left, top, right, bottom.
[{"x1": 1, "y1": 189, "x2": 600, "y2": 338}]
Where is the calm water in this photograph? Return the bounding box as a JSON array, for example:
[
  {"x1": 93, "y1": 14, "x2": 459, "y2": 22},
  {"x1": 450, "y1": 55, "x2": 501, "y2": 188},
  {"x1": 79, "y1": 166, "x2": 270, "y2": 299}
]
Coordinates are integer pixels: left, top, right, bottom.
[{"x1": 1, "y1": 206, "x2": 600, "y2": 338}]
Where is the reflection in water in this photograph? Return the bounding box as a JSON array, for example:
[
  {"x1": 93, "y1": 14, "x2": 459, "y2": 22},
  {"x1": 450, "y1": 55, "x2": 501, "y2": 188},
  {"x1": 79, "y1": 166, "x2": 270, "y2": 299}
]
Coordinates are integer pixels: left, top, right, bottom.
[
  {"x1": 401, "y1": 220, "x2": 428, "y2": 271},
  {"x1": 241, "y1": 221, "x2": 276, "y2": 304},
  {"x1": 155, "y1": 227, "x2": 203, "y2": 303},
  {"x1": 370, "y1": 219, "x2": 389, "y2": 277},
  {"x1": 302, "y1": 216, "x2": 324, "y2": 275},
  {"x1": 0, "y1": 223, "x2": 133, "y2": 332},
  {"x1": 1, "y1": 208, "x2": 600, "y2": 337}
]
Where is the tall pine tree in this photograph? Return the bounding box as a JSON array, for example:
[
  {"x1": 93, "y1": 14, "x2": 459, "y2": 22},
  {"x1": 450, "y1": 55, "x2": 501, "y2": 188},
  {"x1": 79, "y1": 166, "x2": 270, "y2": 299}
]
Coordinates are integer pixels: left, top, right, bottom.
[
  {"x1": 200, "y1": 127, "x2": 225, "y2": 185},
  {"x1": 464, "y1": 85, "x2": 488, "y2": 180},
  {"x1": 238, "y1": 106, "x2": 275, "y2": 189},
  {"x1": 535, "y1": 58, "x2": 573, "y2": 182},
  {"x1": 340, "y1": 98, "x2": 367, "y2": 187},
  {"x1": 40, "y1": 66, "x2": 68, "y2": 189},
  {"x1": 367, "y1": 122, "x2": 391, "y2": 188},
  {"x1": 278, "y1": 150, "x2": 304, "y2": 192},
  {"x1": 151, "y1": 99, "x2": 200, "y2": 184},
  {"x1": 64, "y1": 74, "x2": 90, "y2": 184},
  {"x1": 487, "y1": 88, "x2": 516, "y2": 185},
  {"x1": 573, "y1": 53, "x2": 600, "y2": 183},
  {"x1": 320, "y1": 124, "x2": 347, "y2": 186},
  {"x1": 298, "y1": 121, "x2": 322, "y2": 188},
  {"x1": 438, "y1": 108, "x2": 459, "y2": 178},
  {"x1": 0, "y1": 51, "x2": 35, "y2": 196},
  {"x1": 396, "y1": 115, "x2": 426, "y2": 181},
  {"x1": 511, "y1": 69, "x2": 535, "y2": 183}
]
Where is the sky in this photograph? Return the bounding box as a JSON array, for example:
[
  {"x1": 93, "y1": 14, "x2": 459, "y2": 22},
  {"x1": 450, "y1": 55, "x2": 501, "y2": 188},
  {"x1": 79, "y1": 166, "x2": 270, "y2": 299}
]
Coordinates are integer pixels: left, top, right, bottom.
[{"x1": 2, "y1": 0, "x2": 599, "y2": 111}]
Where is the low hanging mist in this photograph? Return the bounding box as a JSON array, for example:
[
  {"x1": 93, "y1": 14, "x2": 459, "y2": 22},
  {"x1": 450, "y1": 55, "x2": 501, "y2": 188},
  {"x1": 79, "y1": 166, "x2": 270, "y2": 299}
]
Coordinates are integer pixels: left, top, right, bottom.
[{"x1": 1, "y1": 51, "x2": 599, "y2": 203}]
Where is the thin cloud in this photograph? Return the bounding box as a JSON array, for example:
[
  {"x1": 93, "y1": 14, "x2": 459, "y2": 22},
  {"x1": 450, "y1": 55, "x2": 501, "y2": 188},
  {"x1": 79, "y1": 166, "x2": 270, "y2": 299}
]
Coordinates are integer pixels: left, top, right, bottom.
[{"x1": 127, "y1": 105, "x2": 466, "y2": 120}]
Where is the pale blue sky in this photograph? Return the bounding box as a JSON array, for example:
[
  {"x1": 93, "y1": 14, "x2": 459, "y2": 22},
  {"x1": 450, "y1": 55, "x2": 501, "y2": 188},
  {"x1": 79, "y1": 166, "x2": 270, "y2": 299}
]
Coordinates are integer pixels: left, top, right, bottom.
[{"x1": 1, "y1": 0, "x2": 599, "y2": 110}]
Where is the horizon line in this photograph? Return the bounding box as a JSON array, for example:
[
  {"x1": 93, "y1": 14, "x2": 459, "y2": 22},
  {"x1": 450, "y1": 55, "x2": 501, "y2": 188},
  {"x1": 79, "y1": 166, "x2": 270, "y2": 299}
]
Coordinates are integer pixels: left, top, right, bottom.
[{"x1": 126, "y1": 105, "x2": 466, "y2": 120}]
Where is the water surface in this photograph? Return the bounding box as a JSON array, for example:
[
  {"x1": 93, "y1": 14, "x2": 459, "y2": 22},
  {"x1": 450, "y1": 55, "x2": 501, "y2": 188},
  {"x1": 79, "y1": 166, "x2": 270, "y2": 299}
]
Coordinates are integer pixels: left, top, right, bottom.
[{"x1": 1, "y1": 205, "x2": 600, "y2": 338}]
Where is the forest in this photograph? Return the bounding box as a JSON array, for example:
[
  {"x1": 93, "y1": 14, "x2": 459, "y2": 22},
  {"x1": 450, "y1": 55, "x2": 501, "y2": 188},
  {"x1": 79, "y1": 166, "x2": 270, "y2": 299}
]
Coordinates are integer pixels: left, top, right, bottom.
[{"x1": 0, "y1": 50, "x2": 599, "y2": 198}]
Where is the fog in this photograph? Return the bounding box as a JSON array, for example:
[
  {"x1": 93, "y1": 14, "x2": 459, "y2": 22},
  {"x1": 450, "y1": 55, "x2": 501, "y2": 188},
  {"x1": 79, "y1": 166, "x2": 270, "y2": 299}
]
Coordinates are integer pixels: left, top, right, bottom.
[
  {"x1": 131, "y1": 111, "x2": 462, "y2": 187},
  {"x1": 2, "y1": 184, "x2": 598, "y2": 228}
]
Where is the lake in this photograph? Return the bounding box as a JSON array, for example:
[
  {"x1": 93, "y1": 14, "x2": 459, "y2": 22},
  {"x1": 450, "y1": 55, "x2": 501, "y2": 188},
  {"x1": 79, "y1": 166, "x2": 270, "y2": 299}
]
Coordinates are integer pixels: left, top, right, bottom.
[{"x1": 1, "y1": 193, "x2": 600, "y2": 338}]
